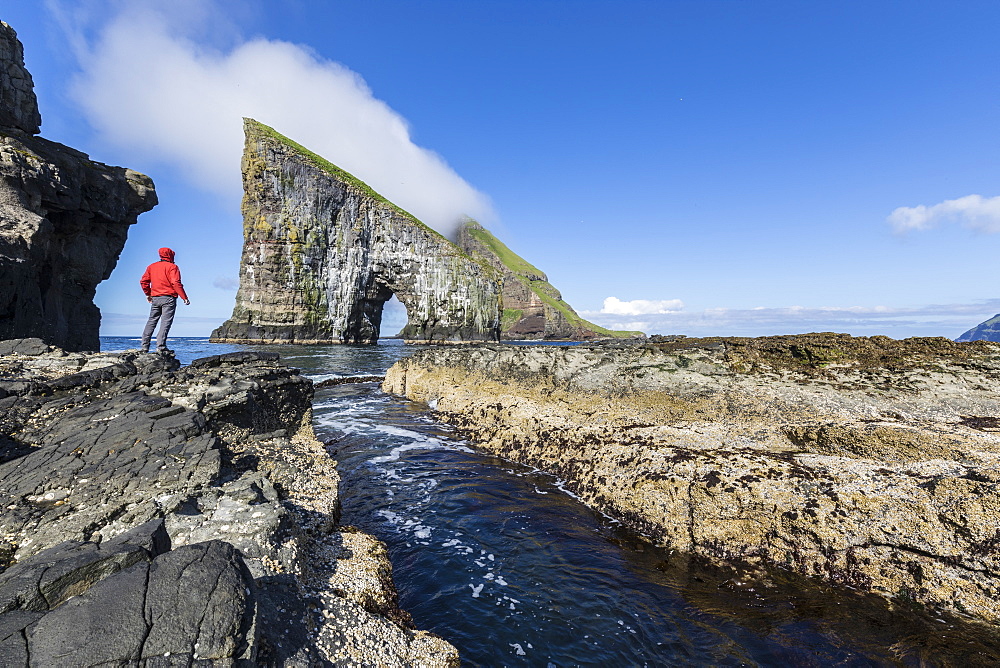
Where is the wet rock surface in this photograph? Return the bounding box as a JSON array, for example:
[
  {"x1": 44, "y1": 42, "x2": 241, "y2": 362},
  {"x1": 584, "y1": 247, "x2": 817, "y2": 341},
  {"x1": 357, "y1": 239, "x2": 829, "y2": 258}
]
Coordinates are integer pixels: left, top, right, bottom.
[
  {"x1": 0, "y1": 22, "x2": 157, "y2": 351},
  {"x1": 0, "y1": 339, "x2": 458, "y2": 666},
  {"x1": 384, "y1": 333, "x2": 1000, "y2": 627}
]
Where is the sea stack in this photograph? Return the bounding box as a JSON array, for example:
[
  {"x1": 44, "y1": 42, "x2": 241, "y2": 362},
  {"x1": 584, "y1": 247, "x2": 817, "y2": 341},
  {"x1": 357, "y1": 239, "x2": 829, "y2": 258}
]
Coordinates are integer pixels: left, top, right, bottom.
[
  {"x1": 211, "y1": 119, "x2": 502, "y2": 344},
  {"x1": 0, "y1": 21, "x2": 157, "y2": 351}
]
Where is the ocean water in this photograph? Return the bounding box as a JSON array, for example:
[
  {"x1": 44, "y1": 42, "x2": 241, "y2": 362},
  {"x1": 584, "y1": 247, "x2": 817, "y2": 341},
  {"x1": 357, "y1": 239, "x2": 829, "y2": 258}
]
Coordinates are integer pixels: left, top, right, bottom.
[{"x1": 100, "y1": 337, "x2": 1000, "y2": 666}]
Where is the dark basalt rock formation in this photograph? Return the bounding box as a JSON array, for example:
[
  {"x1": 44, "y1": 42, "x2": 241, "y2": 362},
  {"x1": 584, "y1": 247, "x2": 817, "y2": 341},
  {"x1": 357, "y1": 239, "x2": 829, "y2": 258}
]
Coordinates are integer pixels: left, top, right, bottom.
[
  {"x1": 4, "y1": 533, "x2": 257, "y2": 665},
  {"x1": 457, "y1": 219, "x2": 642, "y2": 340},
  {"x1": 0, "y1": 341, "x2": 458, "y2": 665},
  {"x1": 211, "y1": 119, "x2": 501, "y2": 345},
  {"x1": 0, "y1": 21, "x2": 157, "y2": 352},
  {"x1": 957, "y1": 313, "x2": 1000, "y2": 342},
  {"x1": 0, "y1": 21, "x2": 39, "y2": 134}
]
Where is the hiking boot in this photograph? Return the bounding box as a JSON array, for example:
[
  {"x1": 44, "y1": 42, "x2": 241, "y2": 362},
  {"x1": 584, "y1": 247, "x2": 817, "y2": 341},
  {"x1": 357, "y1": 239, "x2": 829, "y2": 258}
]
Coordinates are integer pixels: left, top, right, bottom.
[
  {"x1": 157, "y1": 348, "x2": 174, "y2": 355},
  {"x1": 139, "y1": 346, "x2": 149, "y2": 353}
]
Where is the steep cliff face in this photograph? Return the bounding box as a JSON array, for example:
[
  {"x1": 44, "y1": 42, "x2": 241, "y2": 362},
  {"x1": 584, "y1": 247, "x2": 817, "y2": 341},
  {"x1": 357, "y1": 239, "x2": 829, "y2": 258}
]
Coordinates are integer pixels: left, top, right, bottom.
[
  {"x1": 456, "y1": 220, "x2": 642, "y2": 340},
  {"x1": 0, "y1": 21, "x2": 157, "y2": 351},
  {"x1": 0, "y1": 21, "x2": 39, "y2": 134},
  {"x1": 957, "y1": 314, "x2": 1000, "y2": 342},
  {"x1": 211, "y1": 119, "x2": 501, "y2": 344}
]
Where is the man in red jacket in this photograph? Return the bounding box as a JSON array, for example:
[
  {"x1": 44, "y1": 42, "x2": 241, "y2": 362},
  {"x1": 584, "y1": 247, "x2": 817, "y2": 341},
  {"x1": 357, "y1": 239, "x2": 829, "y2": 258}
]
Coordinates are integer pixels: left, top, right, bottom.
[{"x1": 139, "y1": 247, "x2": 190, "y2": 353}]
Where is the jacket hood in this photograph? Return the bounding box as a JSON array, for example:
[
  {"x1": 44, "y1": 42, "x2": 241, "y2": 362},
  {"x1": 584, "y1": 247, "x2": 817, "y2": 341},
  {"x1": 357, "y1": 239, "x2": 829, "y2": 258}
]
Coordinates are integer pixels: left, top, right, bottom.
[{"x1": 158, "y1": 247, "x2": 175, "y2": 262}]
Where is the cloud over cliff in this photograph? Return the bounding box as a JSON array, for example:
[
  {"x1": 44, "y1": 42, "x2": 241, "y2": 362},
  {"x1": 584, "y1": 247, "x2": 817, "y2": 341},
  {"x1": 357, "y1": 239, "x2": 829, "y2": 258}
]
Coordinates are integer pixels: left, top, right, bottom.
[
  {"x1": 888, "y1": 194, "x2": 1000, "y2": 234},
  {"x1": 53, "y1": 0, "x2": 494, "y2": 237}
]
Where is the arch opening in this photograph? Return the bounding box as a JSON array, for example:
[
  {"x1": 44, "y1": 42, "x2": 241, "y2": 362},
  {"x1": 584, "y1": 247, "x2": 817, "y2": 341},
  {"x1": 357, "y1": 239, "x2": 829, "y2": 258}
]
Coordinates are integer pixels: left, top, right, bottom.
[
  {"x1": 380, "y1": 294, "x2": 408, "y2": 339},
  {"x1": 349, "y1": 282, "x2": 410, "y2": 343}
]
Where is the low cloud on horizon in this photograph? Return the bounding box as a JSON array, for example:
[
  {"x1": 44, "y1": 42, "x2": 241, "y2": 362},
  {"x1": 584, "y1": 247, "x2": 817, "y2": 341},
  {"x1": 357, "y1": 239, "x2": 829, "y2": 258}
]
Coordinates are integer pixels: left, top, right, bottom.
[
  {"x1": 887, "y1": 194, "x2": 1000, "y2": 234},
  {"x1": 51, "y1": 0, "x2": 494, "y2": 237},
  {"x1": 100, "y1": 312, "x2": 225, "y2": 338},
  {"x1": 100, "y1": 298, "x2": 1000, "y2": 339},
  {"x1": 583, "y1": 299, "x2": 1000, "y2": 340},
  {"x1": 601, "y1": 296, "x2": 684, "y2": 316}
]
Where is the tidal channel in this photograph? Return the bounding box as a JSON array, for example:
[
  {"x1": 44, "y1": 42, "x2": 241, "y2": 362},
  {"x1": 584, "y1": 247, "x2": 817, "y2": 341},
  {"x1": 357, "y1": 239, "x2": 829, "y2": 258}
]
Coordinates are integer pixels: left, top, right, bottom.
[{"x1": 105, "y1": 337, "x2": 1000, "y2": 667}]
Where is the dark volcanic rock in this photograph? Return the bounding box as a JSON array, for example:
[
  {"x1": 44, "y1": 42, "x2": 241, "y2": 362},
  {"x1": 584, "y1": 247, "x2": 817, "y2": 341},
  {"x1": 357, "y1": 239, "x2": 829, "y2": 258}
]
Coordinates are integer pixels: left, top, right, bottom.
[
  {"x1": 0, "y1": 343, "x2": 460, "y2": 665},
  {"x1": 0, "y1": 339, "x2": 47, "y2": 357},
  {"x1": 0, "y1": 521, "x2": 254, "y2": 666},
  {"x1": 25, "y1": 541, "x2": 256, "y2": 665},
  {"x1": 0, "y1": 520, "x2": 169, "y2": 615},
  {"x1": 0, "y1": 22, "x2": 39, "y2": 135},
  {"x1": 0, "y1": 21, "x2": 156, "y2": 351},
  {"x1": 0, "y1": 389, "x2": 220, "y2": 562}
]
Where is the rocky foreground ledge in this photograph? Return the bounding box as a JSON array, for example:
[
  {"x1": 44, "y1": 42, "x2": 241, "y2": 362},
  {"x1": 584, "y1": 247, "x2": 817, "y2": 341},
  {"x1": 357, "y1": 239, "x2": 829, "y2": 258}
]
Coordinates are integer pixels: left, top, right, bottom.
[
  {"x1": 384, "y1": 334, "x2": 1000, "y2": 626},
  {"x1": 0, "y1": 338, "x2": 457, "y2": 666}
]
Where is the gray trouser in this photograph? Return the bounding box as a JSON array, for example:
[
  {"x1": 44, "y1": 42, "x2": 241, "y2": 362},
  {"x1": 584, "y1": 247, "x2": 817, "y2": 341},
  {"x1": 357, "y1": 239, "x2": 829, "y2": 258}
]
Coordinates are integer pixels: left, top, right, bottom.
[{"x1": 141, "y1": 296, "x2": 177, "y2": 350}]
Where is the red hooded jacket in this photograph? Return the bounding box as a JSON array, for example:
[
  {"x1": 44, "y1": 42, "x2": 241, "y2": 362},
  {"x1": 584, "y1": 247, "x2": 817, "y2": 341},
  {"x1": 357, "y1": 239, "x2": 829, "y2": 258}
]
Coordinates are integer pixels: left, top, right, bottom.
[{"x1": 140, "y1": 248, "x2": 188, "y2": 300}]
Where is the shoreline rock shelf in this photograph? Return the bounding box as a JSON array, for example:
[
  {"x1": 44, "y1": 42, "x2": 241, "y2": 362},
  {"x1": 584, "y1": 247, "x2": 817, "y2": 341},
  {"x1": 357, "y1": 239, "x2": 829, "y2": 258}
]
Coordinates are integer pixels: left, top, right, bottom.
[
  {"x1": 0, "y1": 339, "x2": 458, "y2": 665},
  {"x1": 383, "y1": 333, "x2": 1000, "y2": 627}
]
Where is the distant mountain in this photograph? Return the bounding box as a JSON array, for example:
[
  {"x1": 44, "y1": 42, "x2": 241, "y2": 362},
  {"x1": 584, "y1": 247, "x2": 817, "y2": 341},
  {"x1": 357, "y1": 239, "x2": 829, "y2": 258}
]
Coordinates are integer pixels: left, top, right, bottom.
[
  {"x1": 956, "y1": 314, "x2": 1000, "y2": 342},
  {"x1": 456, "y1": 220, "x2": 643, "y2": 340}
]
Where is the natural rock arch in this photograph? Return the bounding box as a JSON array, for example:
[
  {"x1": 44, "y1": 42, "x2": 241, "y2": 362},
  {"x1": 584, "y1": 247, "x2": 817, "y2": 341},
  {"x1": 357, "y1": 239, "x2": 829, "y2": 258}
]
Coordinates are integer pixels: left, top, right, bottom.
[{"x1": 211, "y1": 119, "x2": 502, "y2": 345}]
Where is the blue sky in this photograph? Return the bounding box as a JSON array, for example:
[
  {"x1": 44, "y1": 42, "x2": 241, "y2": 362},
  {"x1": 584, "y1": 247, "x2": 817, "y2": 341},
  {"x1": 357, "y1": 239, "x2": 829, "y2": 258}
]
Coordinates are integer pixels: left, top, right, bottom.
[{"x1": 5, "y1": 0, "x2": 999, "y2": 338}]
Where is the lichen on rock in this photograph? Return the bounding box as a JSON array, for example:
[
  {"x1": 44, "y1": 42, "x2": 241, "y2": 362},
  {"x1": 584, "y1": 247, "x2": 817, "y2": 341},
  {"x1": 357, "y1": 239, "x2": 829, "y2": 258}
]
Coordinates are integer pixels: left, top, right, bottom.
[{"x1": 211, "y1": 118, "x2": 502, "y2": 344}]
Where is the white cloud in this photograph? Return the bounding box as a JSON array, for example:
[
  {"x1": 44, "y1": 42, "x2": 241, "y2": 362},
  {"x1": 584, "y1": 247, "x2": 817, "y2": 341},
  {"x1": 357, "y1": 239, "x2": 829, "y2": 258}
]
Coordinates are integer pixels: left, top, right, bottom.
[
  {"x1": 601, "y1": 296, "x2": 684, "y2": 315},
  {"x1": 887, "y1": 194, "x2": 1000, "y2": 234},
  {"x1": 582, "y1": 299, "x2": 1000, "y2": 339},
  {"x1": 54, "y1": 0, "x2": 494, "y2": 237},
  {"x1": 213, "y1": 276, "x2": 239, "y2": 291}
]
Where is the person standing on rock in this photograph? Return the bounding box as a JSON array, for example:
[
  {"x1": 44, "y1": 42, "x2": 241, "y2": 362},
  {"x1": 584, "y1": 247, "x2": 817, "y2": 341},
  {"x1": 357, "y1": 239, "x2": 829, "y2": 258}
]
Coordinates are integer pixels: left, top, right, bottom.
[{"x1": 139, "y1": 247, "x2": 190, "y2": 353}]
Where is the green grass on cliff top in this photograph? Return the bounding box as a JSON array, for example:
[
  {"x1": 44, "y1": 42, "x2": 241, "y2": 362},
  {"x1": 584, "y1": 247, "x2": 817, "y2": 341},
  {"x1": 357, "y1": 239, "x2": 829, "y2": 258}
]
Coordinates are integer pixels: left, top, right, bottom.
[
  {"x1": 535, "y1": 287, "x2": 642, "y2": 339},
  {"x1": 968, "y1": 313, "x2": 1000, "y2": 330},
  {"x1": 462, "y1": 220, "x2": 642, "y2": 339},
  {"x1": 244, "y1": 118, "x2": 447, "y2": 242},
  {"x1": 463, "y1": 220, "x2": 546, "y2": 279},
  {"x1": 244, "y1": 118, "x2": 502, "y2": 283}
]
